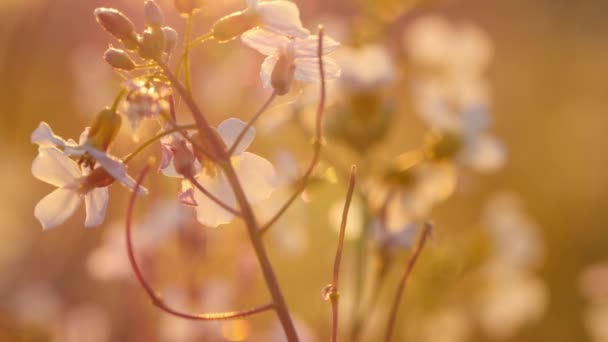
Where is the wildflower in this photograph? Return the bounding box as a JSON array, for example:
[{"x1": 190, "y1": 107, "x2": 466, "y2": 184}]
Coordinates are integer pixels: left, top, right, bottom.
[
  {"x1": 31, "y1": 122, "x2": 147, "y2": 195},
  {"x1": 334, "y1": 44, "x2": 397, "y2": 91},
  {"x1": 242, "y1": 28, "x2": 341, "y2": 95},
  {"x1": 212, "y1": 0, "x2": 310, "y2": 42},
  {"x1": 184, "y1": 118, "x2": 277, "y2": 227},
  {"x1": 123, "y1": 80, "x2": 171, "y2": 134}
]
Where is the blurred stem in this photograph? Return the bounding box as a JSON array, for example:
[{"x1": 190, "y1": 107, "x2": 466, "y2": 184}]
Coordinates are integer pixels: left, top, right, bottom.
[
  {"x1": 183, "y1": 14, "x2": 194, "y2": 96},
  {"x1": 189, "y1": 31, "x2": 214, "y2": 48},
  {"x1": 122, "y1": 124, "x2": 197, "y2": 164},
  {"x1": 228, "y1": 91, "x2": 277, "y2": 155},
  {"x1": 186, "y1": 175, "x2": 242, "y2": 217},
  {"x1": 111, "y1": 89, "x2": 127, "y2": 113},
  {"x1": 384, "y1": 223, "x2": 433, "y2": 342},
  {"x1": 327, "y1": 166, "x2": 357, "y2": 342},
  {"x1": 125, "y1": 164, "x2": 275, "y2": 321}
]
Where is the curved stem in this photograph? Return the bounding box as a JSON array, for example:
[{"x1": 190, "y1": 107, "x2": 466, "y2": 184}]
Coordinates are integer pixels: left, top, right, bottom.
[
  {"x1": 125, "y1": 164, "x2": 274, "y2": 321},
  {"x1": 228, "y1": 91, "x2": 276, "y2": 156},
  {"x1": 186, "y1": 175, "x2": 242, "y2": 218},
  {"x1": 384, "y1": 223, "x2": 433, "y2": 342},
  {"x1": 327, "y1": 165, "x2": 357, "y2": 342},
  {"x1": 189, "y1": 31, "x2": 214, "y2": 48},
  {"x1": 123, "y1": 124, "x2": 197, "y2": 164},
  {"x1": 258, "y1": 27, "x2": 328, "y2": 236},
  {"x1": 111, "y1": 88, "x2": 127, "y2": 112}
]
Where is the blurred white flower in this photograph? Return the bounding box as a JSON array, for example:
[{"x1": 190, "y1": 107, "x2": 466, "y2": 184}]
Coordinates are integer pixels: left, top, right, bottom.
[
  {"x1": 10, "y1": 282, "x2": 61, "y2": 326},
  {"x1": 242, "y1": 28, "x2": 340, "y2": 94},
  {"x1": 584, "y1": 304, "x2": 608, "y2": 342},
  {"x1": 579, "y1": 263, "x2": 608, "y2": 305},
  {"x1": 415, "y1": 306, "x2": 472, "y2": 342},
  {"x1": 246, "y1": 0, "x2": 310, "y2": 38},
  {"x1": 60, "y1": 304, "x2": 110, "y2": 342},
  {"x1": 122, "y1": 79, "x2": 171, "y2": 135},
  {"x1": 184, "y1": 118, "x2": 277, "y2": 227},
  {"x1": 334, "y1": 44, "x2": 397, "y2": 91}
]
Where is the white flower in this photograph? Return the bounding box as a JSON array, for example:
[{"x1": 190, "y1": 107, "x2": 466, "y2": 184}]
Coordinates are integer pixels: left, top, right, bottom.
[
  {"x1": 334, "y1": 44, "x2": 397, "y2": 91},
  {"x1": 185, "y1": 118, "x2": 277, "y2": 227},
  {"x1": 31, "y1": 122, "x2": 147, "y2": 194},
  {"x1": 242, "y1": 28, "x2": 341, "y2": 94},
  {"x1": 32, "y1": 147, "x2": 109, "y2": 229},
  {"x1": 123, "y1": 80, "x2": 171, "y2": 134},
  {"x1": 246, "y1": 0, "x2": 310, "y2": 38}
]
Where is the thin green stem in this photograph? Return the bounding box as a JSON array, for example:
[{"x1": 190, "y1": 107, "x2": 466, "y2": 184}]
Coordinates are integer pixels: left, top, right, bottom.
[
  {"x1": 189, "y1": 31, "x2": 214, "y2": 48},
  {"x1": 228, "y1": 91, "x2": 276, "y2": 156},
  {"x1": 123, "y1": 124, "x2": 197, "y2": 164},
  {"x1": 111, "y1": 89, "x2": 127, "y2": 112}
]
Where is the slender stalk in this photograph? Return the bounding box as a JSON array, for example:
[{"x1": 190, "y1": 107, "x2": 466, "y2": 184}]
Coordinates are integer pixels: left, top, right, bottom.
[
  {"x1": 110, "y1": 88, "x2": 127, "y2": 112},
  {"x1": 258, "y1": 27, "x2": 328, "y2": 236},
  {"x1": 327, "y1": 165, "x2": 357, "y2": 342},
  {"x1": 154, "y1": 55, "x2": 300, "y2": 341},
  {"x1": 189, "y1": 31, "x2": 214, "y2": 48},
  {"x1": 186, "y1": 175, "x2": 242, "y2": 217},
  {"x1": 384, "y1": 223, "x2": 433, "y2": 342},
  {"x1": 183, "y1": 14, "x2": 194, "y2": 96},
  {"x1": 125, "y1": 164, "x2": 274, "y2": 321},
  {"x1": 228, "y1": 91, "x2": 276, "y2": 156},
  {"x1": 123, "y1": 124, "x2": 197, "y2": 164}
]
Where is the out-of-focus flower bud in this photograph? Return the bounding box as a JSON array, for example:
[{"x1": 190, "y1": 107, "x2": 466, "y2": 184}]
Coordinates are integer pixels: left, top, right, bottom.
[
  {"x1": 173, "y1": 0, "x2": 203, "y2": 14},
  {"x1": 139, "y1": 27, "x2": 165, "y2": 59},
  {"x1": 424, "y1": 131, "x2": 463, "y2": 162},
  {"x1": 144, "y1": 0, "x2": 164, "y2": 28},
  {"x1": 103, "y1": 48, "x2": 136, "y2": 71},
  {"x1": 211, "y1": 11, "x2": 260, "y2": 43},
  {"x1": 162, "y1": 27, "x2": 178, "y2": 54},
  {"x1": 271, "y1": 54, "x2": 295, "y2": 95},
  {"x1": 173, "y1": 141, "x2": 196, "y2": 177},
  {"x1": 94, "y1": 8, "x2": 138, "y2": 48},
  {"x1": 86, "y1": 109, "x2": 122, "y2": 151}
]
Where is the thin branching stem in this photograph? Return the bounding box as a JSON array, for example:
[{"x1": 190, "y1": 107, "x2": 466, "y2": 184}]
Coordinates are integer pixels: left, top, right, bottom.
[
  {"x1": 186, "y1": 175, "x2": 242, "y2": 217},
  {"x1": 123, "y1": 124, "x2": 197, "y2": 164},
  {"x1": 228, "y1": 91, "x2": 277, "y2": 156},
  {"x1": 384, "y1": 223, "x2": 433, "y2": 342},
  {"x1": 258, "y1": 26, "x2": 328, "y2": 236},
  {"x1": 327, "y1": 165, "x2": 357, "y2": 342},
  {"x1": 125, "y1": 164, "x2": 274, "y2": 321}
]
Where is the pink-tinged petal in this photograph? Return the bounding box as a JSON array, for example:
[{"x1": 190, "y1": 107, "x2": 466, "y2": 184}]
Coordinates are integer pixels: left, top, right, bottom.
[
  {"x1": 32, "y1": 147, "x2": 81, "y2": 187},
  {"x1": 35, "y1": 188, "x2": 82, "y2": 230},
  {"x1": 465, "y1": 135, "x2": 506, "y2": 173},
  {"x1": 193, "y1": 172, "x2": 237, "y2": 227},
  {"x1": 84, "y1": 187, "x2": 109, "y2": 228},
  {"x1": 233, "y1": 152, "x2": 276, "y2": 204},
  {"x1": 294, "y1": 57, "x2": 341, "y2": 83},
  {"x1": 159, "y1": 142, "x2": 174, "y2": 170},
  {"x1": 31, "y1": 122, "x2": 69, "y2": 147},
  {"x1": 178, "y1": 187, "x2": 198, "y2": 207},
  {"x1": 293, "y1": 35, "x2": 340, "y2": 58},
  {"x1": 260, "y1": 55, "x2": 278, "y2": 89},
  {"x1": 241, "y1": 28, "x2": 289, "y2": 55},
  {"x1": 84, "y1": 146, "x2": 149, "y2": 195},
  {"x1": 217, "y1": 118, "x2": 256, "y2": 155},
  {"x1": 256, "y1": 1, "x2": 310, "y2": 38},
  {"x1": 78, "y1": 127, "x2": 91, "y2": 145}
]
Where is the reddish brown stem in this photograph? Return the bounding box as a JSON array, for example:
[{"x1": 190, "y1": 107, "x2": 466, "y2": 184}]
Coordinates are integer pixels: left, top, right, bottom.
[
  {"x1": 384, "y1": 223, "x2": 433, "y2": 342},
  {"x1": 125, "y1": 164, "x2": 274, "y2": 321},
  {"x1": 186, "y1": 175, "x2": 242, "y2": 217},
  {"x1": 258, "y1": 27, "x2": 328, "y2": 236},
  {"x1": 327, "y1": 165, "x2": 357, "y2": 342}
]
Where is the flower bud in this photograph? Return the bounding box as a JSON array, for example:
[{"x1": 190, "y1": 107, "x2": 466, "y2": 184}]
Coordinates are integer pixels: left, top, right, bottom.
[
  {"x1": 86, "y1": 109, "x2": 122, "y2": 151},
  {"x1": 173, "y1": 0, "x2": 203, "y2": 14},
  {"x1": 103, "y1": 48, "x2": 136, "y2": 71},
  {"x1": 144, "y1": 0, "x2": 164, "y2": 28},
  {"x1": 271, "y1": 54, "x2": 295, "y2": 96},
  {"x1": 211, "y1": 11, "x2": 259, "y2": 43},
  {"x1": 424, "y1": 131, "x2": 463, "y2": 162},
  {"x1": 139, "y1": 27, "x2": 165, "y2": 60},
  {"x1": 94, "y1": 8, "x2": 138, "y2": 47},
  {"x1": 82, "y1": 167, "x2": 115, "y2": 190},
  {"x1": 162, "y1": 27, "x2": 178, "y2": 54},
  {"x1": 173, "y1": 140, "x2": 196, "y2": 177}
]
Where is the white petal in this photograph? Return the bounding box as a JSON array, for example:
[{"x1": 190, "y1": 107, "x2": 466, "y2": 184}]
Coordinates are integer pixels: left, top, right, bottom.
[
  {"x1": 193, "y1": 172, "x2": 237, "y2": 227},
  {"x1": 84, "y1": 187, "x2": 109, "y2": 228},
  {"x1": 260, "y1": 55, "x2": 278, "y2": 89},
  {"x1": 31, "y1": 122, "x2": 69, "y2": 148},
  {"x1": 247, "y1": 0, "x2": 259, "y2": 8},
  {"x1": 241, "y1": 28, "x2": 288, "y2": 56},
  {"x1": 293, "y1": 35, "x2": 340, "y2": 58},
  {"x1": 35, "y1": 188, "x2": 82, "y2": 230},
  {"x1": 465, "y1": 135, "x2": 506, "y2": 172},
  {"x1": 256, "y1": 1, "x2": 310, "y2": 38},
  {"x1": 294, "y1": 57, "x2": 341, "y2": 83},
  {"x1": 84, "y1": 146, "x2": 149, "y2": 195},
  {"x1": 78, "y1": 127, "x2": 91, "y2": 145},
  {"x1": 32, "y1": 147, "x2": 81, "y2": 187},
  {"x1": 217, "y1": 118, "x2": 256, "y2": 155},
  {"x1": 233, "y1": 152, "x2": 276, "y2": 204}
]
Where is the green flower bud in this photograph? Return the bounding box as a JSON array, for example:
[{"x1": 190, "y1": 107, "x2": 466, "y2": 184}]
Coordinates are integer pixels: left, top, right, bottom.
[
  {"x1": 424, "y1": 131, "x2": 463, "y2": 162},
  {"x1": 173, "y1": 0, "x2": 203, "y2": 14},
  {"x1": 86, "y1": 109, "x2": 122, "y2": 151},
  {"x1": 94, "y1": 8, "x2": 138, "y2": 47},
  {"x1": 211, "y1": 11, "x2": 260, "y2": 43},
  {"x1": 162, "y1": 27, "x2": 178, "y2": 54},
  {"x1": 103, "y1": 48, "x2": 136, "y2": 71},
  {"x1": 139, "y1": 27, "x2": 165, "y2": 60},
  {"x1": 144, "y1": 0, "x2": 164, "y2": 28}
]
